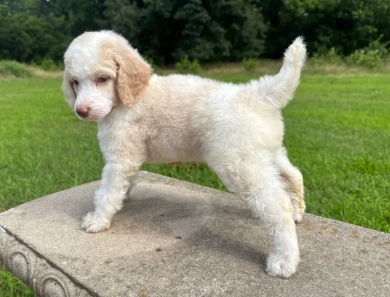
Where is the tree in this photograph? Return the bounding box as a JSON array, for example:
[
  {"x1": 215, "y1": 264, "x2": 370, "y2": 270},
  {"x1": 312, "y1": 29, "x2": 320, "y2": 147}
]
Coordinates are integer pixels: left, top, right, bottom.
[
  {"x1": 0, "y1": 0, "x2": 104, "y2": 63},
  {"x1": 0, "y1": 9, "x2": 32, "y2": 61},
  {"x1": 45, "y1": 0, "x2": 106, "y2": 36},
  {"x1": 103, "y1": 0, "x2": 267, "y2": 64},
  {"x1": 256, "y1": 0, "x2": 390, "y2": 58},
  {"x1": 1, "y1": 0, "x2": 388, "y2": 63}
]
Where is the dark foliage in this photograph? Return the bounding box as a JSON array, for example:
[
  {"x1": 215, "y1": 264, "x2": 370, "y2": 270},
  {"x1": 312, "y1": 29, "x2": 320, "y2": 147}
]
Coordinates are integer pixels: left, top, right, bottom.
[
  {"x1": 256, "y1": 0, "x2": 390, "y2": 58},
  {"x1": 0, "y1": 0, "x2": 388, "y2": 64}
]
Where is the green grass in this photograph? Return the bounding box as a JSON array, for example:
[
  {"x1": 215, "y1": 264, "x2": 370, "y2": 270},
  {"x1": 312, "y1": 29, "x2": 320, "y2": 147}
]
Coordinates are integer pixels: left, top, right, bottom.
[
  {"x1": 285, "y1": 74, "x2": 390, "y2": 231},
  {"x1": 1, "y1": 68, "x2": 390, "y2": 296},
  {"x1": 0, "y1": 263, "x2": 34, "y2": 297}
]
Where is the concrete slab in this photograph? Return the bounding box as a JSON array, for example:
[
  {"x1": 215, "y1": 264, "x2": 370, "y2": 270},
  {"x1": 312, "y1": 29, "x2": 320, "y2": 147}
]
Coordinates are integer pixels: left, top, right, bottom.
[{"x1": 0, "y1": 171, "x2": 389, "y2": 297}]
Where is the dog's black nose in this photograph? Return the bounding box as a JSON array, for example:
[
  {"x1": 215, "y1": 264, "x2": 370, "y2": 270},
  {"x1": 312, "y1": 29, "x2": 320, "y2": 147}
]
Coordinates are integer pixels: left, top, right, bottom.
[{"x1": 76, "y1": 107, "x2": 89, "y2": 118}]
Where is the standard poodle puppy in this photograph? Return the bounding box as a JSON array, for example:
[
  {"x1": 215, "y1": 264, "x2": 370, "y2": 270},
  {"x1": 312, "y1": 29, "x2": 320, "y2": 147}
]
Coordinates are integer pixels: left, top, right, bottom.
[{"x1": 62, "y1": 30, "x2": 306, "y2": 278}]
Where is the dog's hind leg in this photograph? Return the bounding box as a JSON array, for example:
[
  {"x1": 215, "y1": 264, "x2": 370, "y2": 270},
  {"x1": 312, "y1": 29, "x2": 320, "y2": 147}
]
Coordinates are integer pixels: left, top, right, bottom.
[
  {"x1": 208, "y1": 154, "x2": 300, "y2": 278},
  {"x1": 275, "y1": 147, "x2": 305, "y2": 223},
  {"x1": 246, "y1": 165, "x2": 299, "y2": 278}
]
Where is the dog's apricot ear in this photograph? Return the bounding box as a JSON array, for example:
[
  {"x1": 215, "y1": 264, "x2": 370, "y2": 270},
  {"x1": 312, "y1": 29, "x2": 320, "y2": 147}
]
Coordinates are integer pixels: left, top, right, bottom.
[
  {"x1": 62, "y1": 72, "x2": 77, "y2": 108},
  {"x1": 115, "y1": 46, "x2": 151, "y2": 107}
]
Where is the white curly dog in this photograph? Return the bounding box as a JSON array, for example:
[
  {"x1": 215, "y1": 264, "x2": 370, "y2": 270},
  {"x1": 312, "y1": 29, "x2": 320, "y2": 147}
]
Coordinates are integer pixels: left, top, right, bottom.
[{"x1": 62, "y1": 30, "x2": 306, "y2": 278}]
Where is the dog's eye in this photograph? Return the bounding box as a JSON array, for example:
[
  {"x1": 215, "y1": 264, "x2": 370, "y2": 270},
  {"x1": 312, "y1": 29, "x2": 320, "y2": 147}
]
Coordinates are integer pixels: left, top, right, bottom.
[
  {"x1": 73, "y1": 80, "x2": 79, "y2": 86},
  {"x1": 98, "y1": 77, "x2": 108, "y2": 83}
]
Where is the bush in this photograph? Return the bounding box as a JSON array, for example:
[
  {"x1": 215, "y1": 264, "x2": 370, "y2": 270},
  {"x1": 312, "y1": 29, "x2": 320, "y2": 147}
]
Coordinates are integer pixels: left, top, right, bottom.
[
  {"x1": 242, "y1": 58, "x2": 257, "y2": 72},
  {"x1": 310, "y1": 48, "x2": 344, "y2": 65},
  {"x1": 346, "y1": 38, "x2": 389, "y2": 69},
  {"x1": 175, "y1": 57, "x2": 201, "y2": 74},
  {"x1": 0, "y1": 60, "x2": 32, "y2": 77},
  {"x1": 40, "y1": 58, "x2": 62, "y2": 71},
  {"x1": 346, "y1": 50, "x2": 383, "y2": 69}
]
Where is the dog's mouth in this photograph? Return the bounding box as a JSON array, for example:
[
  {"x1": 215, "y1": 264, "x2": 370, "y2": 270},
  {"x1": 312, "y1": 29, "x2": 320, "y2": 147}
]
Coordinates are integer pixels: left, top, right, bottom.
[{"x1": 75, "y1": 109, "x2": 109, "y2": 122}]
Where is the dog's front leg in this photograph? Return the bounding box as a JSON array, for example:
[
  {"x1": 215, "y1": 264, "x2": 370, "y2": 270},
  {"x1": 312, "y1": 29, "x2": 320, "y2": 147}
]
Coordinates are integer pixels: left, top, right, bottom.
[{"x1": 81, "y1": 161, "x2": 140, "y2": 233}]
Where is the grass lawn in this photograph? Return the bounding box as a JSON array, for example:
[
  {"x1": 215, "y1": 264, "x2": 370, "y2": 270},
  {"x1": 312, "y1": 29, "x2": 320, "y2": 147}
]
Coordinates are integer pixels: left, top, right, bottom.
[{"x1": 0, "y1": 66, "x2": 389, "y2": 296}]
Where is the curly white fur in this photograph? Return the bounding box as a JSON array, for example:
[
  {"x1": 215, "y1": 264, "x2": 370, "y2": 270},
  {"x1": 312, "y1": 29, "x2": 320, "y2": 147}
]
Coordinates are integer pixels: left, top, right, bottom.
[{"x1": 62, "y1": 30, "x2": 306, "y2": 278}]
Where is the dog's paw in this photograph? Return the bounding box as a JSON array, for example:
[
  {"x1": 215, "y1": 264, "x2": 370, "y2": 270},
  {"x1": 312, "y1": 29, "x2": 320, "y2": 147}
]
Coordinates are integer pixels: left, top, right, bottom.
[
  {"x1": 265, "y1": 252, "x2": 299, "y2": 278},
  {"x1": 293, "y1": 212, "x2": 303, "y2": 224},
  {"x1": 81, "y1": 212, "x2": 111, "y2": 233},
  {"x1": 292, "y1": 202, "x2": 305, "y2": 223}
]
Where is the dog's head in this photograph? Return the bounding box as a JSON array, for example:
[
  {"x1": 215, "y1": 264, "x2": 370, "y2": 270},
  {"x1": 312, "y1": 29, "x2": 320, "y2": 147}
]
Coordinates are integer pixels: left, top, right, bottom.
[{"x1": 62, "y1": 30, "x2": 151, "y2": 121}]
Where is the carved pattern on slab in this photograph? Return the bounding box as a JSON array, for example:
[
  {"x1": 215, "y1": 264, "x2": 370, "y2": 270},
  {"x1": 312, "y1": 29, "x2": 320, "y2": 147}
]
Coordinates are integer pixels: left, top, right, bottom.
[{"x1": 0, "y1": 229, "x2": 93, "y2": 297}]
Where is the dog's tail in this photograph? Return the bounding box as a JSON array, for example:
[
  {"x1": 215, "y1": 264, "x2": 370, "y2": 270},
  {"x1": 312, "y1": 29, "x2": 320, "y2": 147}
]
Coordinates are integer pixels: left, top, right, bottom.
[{"x1": 257, "y1": 37, "x2": 306, "y2": 109}]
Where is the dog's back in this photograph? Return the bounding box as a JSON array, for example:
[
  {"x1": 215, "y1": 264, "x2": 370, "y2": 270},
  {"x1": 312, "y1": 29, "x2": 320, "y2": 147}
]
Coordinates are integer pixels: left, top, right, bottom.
[{"x1": 136, "y1": 39, "x2": 306, "y2": 164}]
